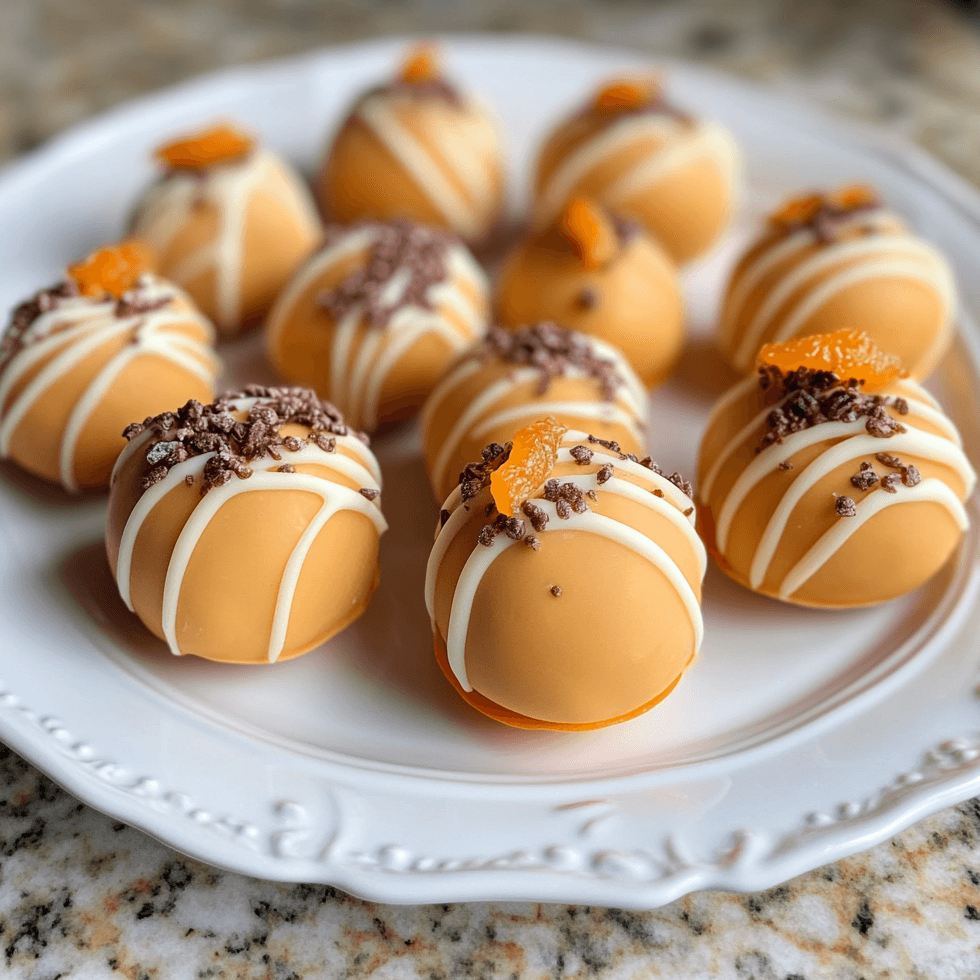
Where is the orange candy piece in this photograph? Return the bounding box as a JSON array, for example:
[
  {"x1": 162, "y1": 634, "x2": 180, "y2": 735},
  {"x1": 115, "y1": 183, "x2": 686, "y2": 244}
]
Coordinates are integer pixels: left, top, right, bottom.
[
  {"x1": 594, "y1": 77, "x2": 658, "y2": 114},
  {"x1": 490, "y1": 417, "x2": 568, "y2": 517},
  {"x1": 770, "y1": 192, "x2": 823, "y2": 228},
  {"x1": 67, "y1": 239, "x2": 157, "y2": 299},
  {"x1": 155, "y1": 123, "x2": 255, "y2": 170},
  {"x1": 829, "y1": 183, "x2": 879, "y2": 211},
  {"x1": 400, "y1": 43, "x2": 440, "y2": 84},
  {"x1": 559, "y1": 197, "x2": 619, "y2": 270},
  {"x1": 758, "y1": 329, "x2": 905, "y2": 392}
]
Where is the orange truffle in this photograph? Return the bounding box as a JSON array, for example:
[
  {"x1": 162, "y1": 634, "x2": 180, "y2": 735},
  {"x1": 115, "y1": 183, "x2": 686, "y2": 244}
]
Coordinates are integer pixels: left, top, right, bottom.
[
  {"x1": 718, "y1": 185, "x2": 956, "y2": 379},
  {"x1": 131, "y1": 123, "x2": 322, "y2": 336},
  {"x1": 316, "y1": 44, "x2": 505, "y2": 243},
  {"x1": 426, "y1": 421, "x2": 705, "y2": 730},
  {"x1": 106, "y1": 387, "x2": 387, "y2": 664},
  {"x1": 0, "y1": 253, "x2": 219, "y2": 491},
  {"x1": 698, "y1": 332, "x2": 975, "y2": 607},
  {"x1": 496, "y1": 198, "x2": 684, "y2": 387}
]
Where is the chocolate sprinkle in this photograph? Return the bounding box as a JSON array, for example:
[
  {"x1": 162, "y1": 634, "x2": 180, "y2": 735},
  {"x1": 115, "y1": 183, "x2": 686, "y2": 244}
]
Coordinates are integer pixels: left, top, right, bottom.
[
  {"x1": 570, "y1": 445, "x2": 594, "y2": 465},
  {"x1": 440, "y1": 509, "x2": 451, "y2": 528},
  {"x1": 596, "y1": 463, "x2": 615, "y2": 484},
  {"x1": 779, "y1": 461, "x2": 794, "y2": 471},
  {"x1": 125, "y1": 386, "x2": 364, "y2": 496},
  {"x1": 522, "y1": 501, "x2": 549, "y2": 532},
  {"x1": 836, "y1": 495, "x2": 857, "y2": 517},
  {"x1": 184, "y1": 474, "x2": 195, "y2": 486},
  {"x1": 851, "y1": 461, "x2": 879, "y2": 491},
  {"x1": 525, "y1": 535, "x2": 540, "y2": 550},
  {"x1": 278, "y1": 464, "x2": 295, "y2": 473},
  {"x1": 482, "y1": 322, "x2": 624, "y2": 401},
  {"x1": 902, "y1": 464, "x2": 922, "y2": 487},
  {"x1": 550, "y1": 585, "x2": 563, "y2": 597},
  {"x1": 773, "y1": 189, "x2": 883, "y2": 243},
  {"x1": 881, "y1": 473, "x2": 901, "y2": 493},
  {"x1": 318, "y1": 220, "x2": 457, "y2": 330},
  {"x1": 875, "y1": 452, "x2": 903, "y2": 469},
  {"x1": 359, "y1": 487, "x2": 380, "y2": 500},
  {"x1": 478, "y1": 525, "x2": 496, "y2": 547}
]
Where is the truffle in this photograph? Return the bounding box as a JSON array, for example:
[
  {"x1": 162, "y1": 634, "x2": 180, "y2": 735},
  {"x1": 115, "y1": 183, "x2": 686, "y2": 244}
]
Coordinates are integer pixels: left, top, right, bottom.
[
  {"x1": 421, "y1": 322, "x2": 648, "y2": 502},
  {"x1": 717, "y1": 185, "x2": 956, "y2": 379},
  {"x1": 495, "y1": 197, "x2": 685, "y2": 386},
  {"x1": 697, "y1": 331, "x2": 975, "y2": 607},
  {"x1": 130, "y1": 123, "x2": 322, "y2": 336},
  {"x1": 106, "y1": 386, "x2": 387, "y2": 663},
  {"x1": 425, "y1": 418, "x2": 705, "y2": 729},
  {"x1": 532, "y1": 77, "x2": 739, "y2": 265},
  {"x1": 266, "y1": 220, "x2": 489, "y2": 433},
  {"x1": 0, "y1": 241, "x2": 219, "y2": 491},
  {"x1": 316, "y1": 44, "x2": 506, "y2": 243}
]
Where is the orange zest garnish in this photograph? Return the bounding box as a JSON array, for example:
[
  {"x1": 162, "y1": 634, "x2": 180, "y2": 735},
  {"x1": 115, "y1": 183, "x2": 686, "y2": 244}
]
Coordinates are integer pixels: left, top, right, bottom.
[
  {"x1": 594, "y1": 76, "x2": 658, "y2": 114},
  {"x1": 559, "y1": 197, "x2": 619, "y2": 270},
  {"x1": 758, "y1": 329, "x2": 905, "y2": 393},
  {"x1": 155, "y1": 123, "x2": 255, "y2": 170},
  {"x1": 829, "y1": 183, "x2": 879, "y2": 211},
  {"x1": 770, "y1": 192, "x2": 823, "y2": 228},
  {"x1": 399, "y1": 43, "x2": 440, "y2": 84},
  {"x1": 770, "y1": 184, "x2": 881, "y2": 229},
  {"x1": 490, "y1": 417, "x2": 568, "y2": 517},
  {"x1": 67, "y1": 239, "x2": 157, "y2": 299}
]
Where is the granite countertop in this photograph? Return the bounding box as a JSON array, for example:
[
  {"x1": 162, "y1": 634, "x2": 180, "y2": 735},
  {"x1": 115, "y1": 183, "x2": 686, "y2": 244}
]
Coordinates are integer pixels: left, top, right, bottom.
[{"x1": 3, "y1": 1, "x2": 980, "y2": 977}]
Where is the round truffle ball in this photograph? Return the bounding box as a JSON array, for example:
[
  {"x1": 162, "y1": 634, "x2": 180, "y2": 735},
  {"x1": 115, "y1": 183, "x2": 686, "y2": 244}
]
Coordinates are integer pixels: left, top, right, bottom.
[
  {"x1": 316, "y1": 44, "x2": 506, "y2": 243},
  {"x1": 421, "y1": 322, "x2": 648, "y2": 503},
  {"x1": 425, "y1": 421, "x2": 705, "y2": 729},
  {"x1": 717, "y1": 186, "x2": 957, "y2": 380},
  {"x1": 106, "y1": 387, "x2": 387, "y2": 664},
  {"x1": 0, "y1": 244, "x2": 219, "y2": 491},
  {"x1": 697, "y1": 338, "x2": 975, "y2": 607},
  {"x1": 495, "y1": 197, "x2": 684, "y2": 386},
  {"x1": 533, "y1": 77, "x2": 739, "y2": 265},
  {"x1": 266, "y1": 220, "x2": 489, "y2": 433},
  {"x1": 130, "y1": 123, "x2": 322, "y2": 337}
]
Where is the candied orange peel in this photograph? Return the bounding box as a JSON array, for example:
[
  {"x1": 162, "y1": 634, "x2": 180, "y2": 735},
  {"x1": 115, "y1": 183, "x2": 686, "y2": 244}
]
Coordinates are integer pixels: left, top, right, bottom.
[
  {"x1": 155, "y1": 123, "x2": 255, "y2": 170},
  {"x1": 67, "y1": 239, "x2": 157, "y2": 299},
  {"x1": 559, "y1": 197, "x2": 619, "y2": 270},
  {"x1": 399, "y1": 43, "x2": 440, "y2": 84},
  {"x1": 770, "y1": 192, "x2": 823, "y2": 228},
  {"x1": 491, "y1": 417, "x2": 568, "y2": 517},
  {"x1": 758, "y1": 329, "x2": 905, "y2": 392},
  {"x1": 594, "y1": 76, "x2": 659, "y2": 114}
]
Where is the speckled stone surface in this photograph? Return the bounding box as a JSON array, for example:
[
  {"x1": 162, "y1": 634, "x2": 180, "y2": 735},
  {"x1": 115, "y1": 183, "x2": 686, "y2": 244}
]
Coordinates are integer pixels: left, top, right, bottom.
[{"x1": 3, "y1": 1, "x2": 980, "y2": 977}]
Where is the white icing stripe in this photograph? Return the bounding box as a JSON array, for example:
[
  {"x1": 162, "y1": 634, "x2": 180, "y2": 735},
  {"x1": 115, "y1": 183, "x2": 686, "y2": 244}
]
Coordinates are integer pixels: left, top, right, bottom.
[
  {"x1": 420, "y1": 358, "x2": 483, "y2": 442},
  {"x1": 717, "y1": 418, "x2": 975, "y2": 556},
  {"x1": 161, "y1": 471, "x2": 386, "y2": 659},
  {"x1": 472, "y1": 401, "x2": 644, "y2": 445},
  {"x1": 445, "y1": 505, "x2": 702, "y2": 692},
  {"x1": 535, "y1": 114, "x2": 681, "y2": 226},
  {"x1": 778, "y1": 477, "x2": 969, "y2": 598},
  {"x1": 357, "y1": 96, "x2": 480, "y2": 239},
  {"x1": 748, "y1": 427, "x2": 976, "y2": 589},
  {"x1": 700, "y1": 374, "x2": 759, "y2": 443},
  {"x1": 719, "y1": 211, "x2": 904, "y2": 346}
]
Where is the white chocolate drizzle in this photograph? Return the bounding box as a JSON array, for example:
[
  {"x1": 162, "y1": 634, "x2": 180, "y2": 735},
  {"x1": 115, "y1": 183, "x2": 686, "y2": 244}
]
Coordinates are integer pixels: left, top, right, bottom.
[
  {"x1": 722, "y1": 212, "x2": 956, "y2": 372},
  {"x1": 0, "y1": 280, "x2": 218, "y2": 491},
  {"x1": 115, "y1": 420, "x2": 386, "y2": 662},
  {"x1": 133, "y1": 149, "x2": 321, "y2": 333},
  {"x1": 425, "y1": 434, "x2": 704, "y2": 692}
]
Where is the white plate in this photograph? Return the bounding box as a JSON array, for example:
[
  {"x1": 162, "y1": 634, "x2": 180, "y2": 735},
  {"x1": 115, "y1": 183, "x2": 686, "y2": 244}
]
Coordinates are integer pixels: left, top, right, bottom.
[{"x1": 2, "y1": 35, "x2": 980, "y2": 909}]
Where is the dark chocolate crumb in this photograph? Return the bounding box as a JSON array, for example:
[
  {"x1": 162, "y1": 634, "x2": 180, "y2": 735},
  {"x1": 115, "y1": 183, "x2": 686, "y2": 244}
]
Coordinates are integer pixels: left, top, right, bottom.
[
  {"x1": 875, "y1": 452, "x2": 903, "y2": 469},
  {"x1": 550, "y1": 585, "x2": 562, "y2": 597},
  {"x1": 440, "y1": 509, "x2": 451, "y2": 528},
  {"x1": 902, "y1": 464, "x2": 921, "y2": 487},
  {"x1": 278, "y1": 464, "x2": 295, "y2": 474},
  {"x1": 881, "y1": 473, "x2": 901, "y2": 493},
  {"x1": 586, "y1": 489, "x2": 598, "y2": 500},
  {"x1": 596, "y1": 463, "x2": 614, "y2": 484},
  {"x1": 779, "y1": 461, "x2": 794, "y2": 471},
  {"x1": 524, "y1": 535, "x2": 540, "y2": 550},
  {"x1": 668, "y1": 472, "x2": 695, "y2": 498},
  {"x1": 684, "y1": 506, "x2": 694, "y2": 517},
  {"x1": 576, "y1": 287, "x2": 598, "y2": 310},
  {"x1": 836, "y1": 495, "x2": 858, "y2": 517},
  {"x1": 556, "y1": 498, "x2": 572, "y2": 520},
  {"x1": 359, "y1": 487, "x2": 380, "y2": 500},
  {"x1": 478, "y1": 525, "x2": 496, "y2": 547},
  {"x1": 570, "y1": 445, "x2": 594, "y2": 465},
  {"x1": 543, "y1": 479, "x2": 561, "y2": 502},
  {"x1": 522, "y1": 501, "x2": 549, "y2": 532},
  {"x1": 184, "y1": 474, "x2": 195, "y2": 486},
  {"x1": 851, "y1": 462, "x2": 879, "y2": 490}
]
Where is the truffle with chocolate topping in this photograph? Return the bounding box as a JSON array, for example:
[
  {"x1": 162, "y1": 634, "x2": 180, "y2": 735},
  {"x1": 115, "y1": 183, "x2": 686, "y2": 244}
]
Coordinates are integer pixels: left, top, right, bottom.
[
  {"x1": 266, "y1": 219, "x2": 489, "y2": 434},
  {"x1": 425, "y1": 418, "x2": 705, "y2": 730},
  {"x1": 0, "y1": 242, "x2": 220, "y2": 491},
  {"x1": 106, "y1": 385, "x2": 387, "y2": 664},
  {"x1": 697, "y1": 330, "x2": 975, "y2": 607},
  {"x1": 421, "y1": 321, "x2": 648, "y2": 503},
  {"x1": 495, "y1": 197, "x2": 685, "y2": 386},
  {"x1": 315, "y1": 43, "x2": 506, "y2": 243},
  {"x1": 531, "y1": 77, "x2": 739, "y2": 264}
]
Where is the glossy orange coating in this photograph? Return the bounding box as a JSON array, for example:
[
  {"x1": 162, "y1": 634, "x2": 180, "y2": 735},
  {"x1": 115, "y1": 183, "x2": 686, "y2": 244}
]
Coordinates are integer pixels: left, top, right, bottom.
[
  {"x1": 66, "y1": 239, "x2": 157, "y2": 298},
  {"x1": 757, "y1": 329, "x2": 905, "y2": 393},
  {"x1": 489, "y1": 417, "x2": 567, "y2": 516},
  {"x1": 558, "y1": 197, "x2": 619, "y2": 270},
  {"x1": 155, "y1": 123, "x2": 255, "y2": 170}
]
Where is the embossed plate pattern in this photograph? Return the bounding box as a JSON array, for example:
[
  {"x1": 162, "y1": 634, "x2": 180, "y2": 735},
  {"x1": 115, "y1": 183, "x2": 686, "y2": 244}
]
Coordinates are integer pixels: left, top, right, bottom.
[{"x1": 1, "y1": 36, "x2": 980, "y2": 908}]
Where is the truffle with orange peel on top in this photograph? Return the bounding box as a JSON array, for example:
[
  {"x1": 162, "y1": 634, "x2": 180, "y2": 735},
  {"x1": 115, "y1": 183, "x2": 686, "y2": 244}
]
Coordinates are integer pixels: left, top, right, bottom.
[
  {"x1": 421, "y1": 321, "x2": 648, "y2": 503},
  {"x1": 130, "y1": 122, "x2": 322, "y2": 337},
  {"x1": 0, "y1": 241, "x2": 220, "y2": 491},
  {"x1": 717, "y1": 184, "x2": 957, "y2": 380},
  {"x1": 425, "y1": 417, "x2": 705, "y2": 730},
  {"x1": 532, "y1": 76, "x2": 739, "y2": 265},
  {"x1": 106, "y1": 385, "x2": 387, "y2": 664},
  {"x1": 495, "y1": 197, "x2": 684, "y2": 387},
  {"x1": 315, "y1": 42, "x2": 506, "y2": 243},
  {"x1": 696, "y1": 329, "x2": 975, "y2": 608},
  {"x1": 266, "y1": 219, "x2": 489, "y2": 434}
]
